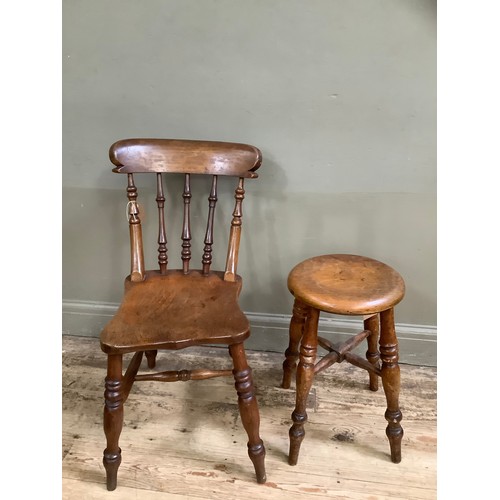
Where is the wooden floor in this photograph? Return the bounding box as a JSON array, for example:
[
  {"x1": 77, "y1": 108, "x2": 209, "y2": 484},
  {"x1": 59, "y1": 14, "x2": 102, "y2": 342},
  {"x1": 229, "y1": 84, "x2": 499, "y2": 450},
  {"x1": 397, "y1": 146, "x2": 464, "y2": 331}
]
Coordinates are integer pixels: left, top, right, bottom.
[{"x1": 62, "y1": 335, "x2": 436, "y2": 500}]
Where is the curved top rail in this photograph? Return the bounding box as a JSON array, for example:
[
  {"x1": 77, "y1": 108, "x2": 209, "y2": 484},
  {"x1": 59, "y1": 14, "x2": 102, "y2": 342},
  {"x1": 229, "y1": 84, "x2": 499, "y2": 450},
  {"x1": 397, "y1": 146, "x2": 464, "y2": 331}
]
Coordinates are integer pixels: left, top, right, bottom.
[{"x1": 110, "y1": 138, "x2": 262, "y2": 178}]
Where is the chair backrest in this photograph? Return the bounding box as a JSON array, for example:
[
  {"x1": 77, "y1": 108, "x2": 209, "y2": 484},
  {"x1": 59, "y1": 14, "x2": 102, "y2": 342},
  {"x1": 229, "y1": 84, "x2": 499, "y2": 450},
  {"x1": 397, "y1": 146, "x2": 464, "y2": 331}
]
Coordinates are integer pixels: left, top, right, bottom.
[{"x1": 109, "y1": 138, "x2": 262, "y2": 283}]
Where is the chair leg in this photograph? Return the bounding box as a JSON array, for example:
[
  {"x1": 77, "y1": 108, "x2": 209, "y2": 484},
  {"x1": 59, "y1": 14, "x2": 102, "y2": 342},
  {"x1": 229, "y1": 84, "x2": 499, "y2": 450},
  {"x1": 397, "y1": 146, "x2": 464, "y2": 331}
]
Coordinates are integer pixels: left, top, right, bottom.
[
  {"x1": 145, "y1": 350, "x2": 158, "y2": 369},
  {"x1": 288, "y1": 308, "x2": 319, "y2": 466},
  {"x1": 365, "y1": 314, "x2": 381, "y2": 391},
  {"x1": 281, "y1": 299, "x2": 309, "y2": 389},
  {"x1": 103, "y1": 354, "x2": 124, "y2": 491},
  {"x1": 229, "y1": 342, "x2": 267, "y2": 484},
  {"x1": 379, "y1": 308, "x2": 404, "y2": 463}
]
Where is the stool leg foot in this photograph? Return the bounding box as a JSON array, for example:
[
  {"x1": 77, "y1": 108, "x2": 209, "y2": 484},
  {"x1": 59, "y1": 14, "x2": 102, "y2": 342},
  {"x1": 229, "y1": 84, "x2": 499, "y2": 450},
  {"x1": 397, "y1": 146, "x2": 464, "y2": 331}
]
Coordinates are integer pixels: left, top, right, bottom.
[
  {"x1": 288, "y1": 308, "x2": 319, "y2": 466},
  {"x1": 289, "y1": 410, "x2": 306, "y2": 465},
  {"x1": 282, "y1": 300, "x2": 308, "y2": 389},
  {"x1": 365, "y1": 314, "x2": 381, "y2": 392},
  {"x1": 380, "y1": 308, "x2": 403, "y2": 463}
]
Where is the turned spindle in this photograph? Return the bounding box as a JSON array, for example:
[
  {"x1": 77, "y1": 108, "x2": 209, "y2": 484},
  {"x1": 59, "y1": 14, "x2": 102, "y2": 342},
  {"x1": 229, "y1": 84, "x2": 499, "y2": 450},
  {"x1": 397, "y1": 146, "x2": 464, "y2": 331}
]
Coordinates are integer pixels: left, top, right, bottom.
[
  {"x1": 126, "y1": 174, "x2": 145, "y2": 282},
  {"x1": 224, "y1": 177, "x2": 245, "y2": 282},
  {"x1": 156, "y1": 173, "x2": 168, "y2": 274},
  {"x1": 181, "y1": 174, "x2": 192, "y2": 274},
  {"x1": 202, "y1": 175, "x2": 218, "y2": 275}
]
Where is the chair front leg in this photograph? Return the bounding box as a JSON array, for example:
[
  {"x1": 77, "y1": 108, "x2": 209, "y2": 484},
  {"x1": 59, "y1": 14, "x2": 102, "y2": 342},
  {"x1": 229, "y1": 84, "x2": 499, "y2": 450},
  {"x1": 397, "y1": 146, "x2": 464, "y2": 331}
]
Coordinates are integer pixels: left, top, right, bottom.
[
  {"x1": 380, "y1": 308, "x2": 403, "y2": 463},
  {"x1": 229, "y1": 342, "x2": 267, "y2": 484},
  {"x1": 103, "y1": 354, "x2": 124, "y2": 491}
]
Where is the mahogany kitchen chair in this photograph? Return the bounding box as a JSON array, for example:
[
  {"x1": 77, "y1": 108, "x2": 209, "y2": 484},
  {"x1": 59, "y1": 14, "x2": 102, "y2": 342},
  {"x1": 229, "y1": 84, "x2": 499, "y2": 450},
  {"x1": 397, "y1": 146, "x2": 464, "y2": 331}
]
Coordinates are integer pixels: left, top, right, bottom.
[
  {"x1": 99, "y1": 139, "x2": 266, "y2": 491},
  {"x1": 281, "y1": 254, "x2": 405, "y2": 466}
]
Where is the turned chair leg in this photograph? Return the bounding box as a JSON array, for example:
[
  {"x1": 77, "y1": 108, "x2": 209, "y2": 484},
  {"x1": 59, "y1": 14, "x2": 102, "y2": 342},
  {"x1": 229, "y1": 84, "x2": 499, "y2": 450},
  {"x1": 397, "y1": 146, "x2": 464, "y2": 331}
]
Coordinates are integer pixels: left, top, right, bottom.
[
  {"x1": 145, "y1": 350, "x2": 158, "y2": 369},
  {"x1": 288, "y1": 308, "x2": 319, "y2": 466},
  {"x1": 103, "y1": 354, "x2": 124, "y2": 491},
  {"x1": 379, "y1": 308, "x2": 404, "y2": 463},
  {"x1": 282, "y1": 300, "x2": 309, "y2": 389},
  {"x1": 229, "y1": 342, "x2": 267, "y2": 484},
  {"x1": 365, "y1": 314, "x2": 381, "y2": 392}
]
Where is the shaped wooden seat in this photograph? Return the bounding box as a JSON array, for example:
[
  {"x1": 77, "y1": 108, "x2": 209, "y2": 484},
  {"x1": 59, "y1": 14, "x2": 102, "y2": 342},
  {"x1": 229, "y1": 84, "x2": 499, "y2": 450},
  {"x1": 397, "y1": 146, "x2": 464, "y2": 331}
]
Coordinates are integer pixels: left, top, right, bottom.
[
  {"x1": 287, "y1": 254, "x2": 405, "y2": 315},
  {"x1": 101, "y1": 270, "x2": 249, "y2": 353},
  {"x1": 99, "y1": 139, "x2": 266, "y2": 491},
  {"x1": 282, "y1": 253, "x2": 405, "y2": 466}
]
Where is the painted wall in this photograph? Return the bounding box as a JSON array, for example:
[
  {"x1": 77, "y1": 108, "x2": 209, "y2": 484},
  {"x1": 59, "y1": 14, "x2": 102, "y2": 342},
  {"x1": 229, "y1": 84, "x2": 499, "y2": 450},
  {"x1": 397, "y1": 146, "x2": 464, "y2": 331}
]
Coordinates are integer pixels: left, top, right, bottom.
[{"x1": 63, "y1": 1, "x2": 436, "y2": 331}]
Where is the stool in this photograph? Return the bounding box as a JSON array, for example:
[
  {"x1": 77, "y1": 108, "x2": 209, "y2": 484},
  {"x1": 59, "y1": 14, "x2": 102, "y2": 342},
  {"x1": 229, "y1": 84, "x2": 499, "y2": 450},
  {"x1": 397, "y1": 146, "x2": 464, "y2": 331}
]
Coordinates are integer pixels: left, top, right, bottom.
[{"x1": 281, "y1": 254, "x2": 406, "y2": 465}]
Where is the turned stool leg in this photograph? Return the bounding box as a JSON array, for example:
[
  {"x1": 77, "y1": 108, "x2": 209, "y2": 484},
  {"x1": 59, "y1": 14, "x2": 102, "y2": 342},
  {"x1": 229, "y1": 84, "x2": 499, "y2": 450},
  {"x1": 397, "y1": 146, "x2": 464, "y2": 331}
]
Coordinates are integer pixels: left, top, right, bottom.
[
  {"x1": 229, "y1": 343, "x2": 267, "y2": 484},
  {"x1": 145, "y1": 350, "x2": 158, "y2": 369},
  {"x1": 379, "y1": 308, "x2": 403, "y2": 463},
  {"x1": 288, "y1": 308, "x2": 319, "y2": 466},
  {"x1": 282, "y1": 300, "x2": 309, "y2": 389},
  {"x1": 103, "y1": 354, "x2": 124, "y2": 491},
  {"x1": 365, "y1": 314, "x2": 381, "y2": 391}
]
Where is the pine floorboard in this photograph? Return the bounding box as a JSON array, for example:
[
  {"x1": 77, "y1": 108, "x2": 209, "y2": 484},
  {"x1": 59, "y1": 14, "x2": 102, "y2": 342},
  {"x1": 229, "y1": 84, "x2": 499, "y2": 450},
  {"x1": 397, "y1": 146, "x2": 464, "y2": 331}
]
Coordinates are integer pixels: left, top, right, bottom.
[{"x1": 62, "y1": 335, "x2": 436, "y2": 499}]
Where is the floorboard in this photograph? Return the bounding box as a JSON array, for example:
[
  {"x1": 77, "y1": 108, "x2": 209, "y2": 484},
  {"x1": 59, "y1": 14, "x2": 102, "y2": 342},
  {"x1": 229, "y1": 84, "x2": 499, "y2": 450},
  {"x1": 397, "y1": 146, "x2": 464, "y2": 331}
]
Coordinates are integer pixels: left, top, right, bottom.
[{"x1": 62, "y1": 335, "x2": 436, "y2": 499}]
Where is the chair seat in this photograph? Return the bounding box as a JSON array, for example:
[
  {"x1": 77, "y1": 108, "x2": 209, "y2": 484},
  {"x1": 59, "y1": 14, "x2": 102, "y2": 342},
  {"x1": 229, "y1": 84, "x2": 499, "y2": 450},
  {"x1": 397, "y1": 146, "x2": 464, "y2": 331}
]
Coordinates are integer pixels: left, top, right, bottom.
[
  {"x1": 287, "y1": 254, "x2": 405, "y2": 315},
  {"x1": 100, "y1": 270, "x2": 249, "y2": 354}
]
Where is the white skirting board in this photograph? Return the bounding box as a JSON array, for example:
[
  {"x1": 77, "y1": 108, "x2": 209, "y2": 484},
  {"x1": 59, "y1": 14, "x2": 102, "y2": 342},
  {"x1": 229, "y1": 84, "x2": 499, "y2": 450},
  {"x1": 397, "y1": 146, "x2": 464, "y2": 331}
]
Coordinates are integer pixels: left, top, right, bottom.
[{"x1": 62, "y1": 300, "x2": 437, "y2": 367}]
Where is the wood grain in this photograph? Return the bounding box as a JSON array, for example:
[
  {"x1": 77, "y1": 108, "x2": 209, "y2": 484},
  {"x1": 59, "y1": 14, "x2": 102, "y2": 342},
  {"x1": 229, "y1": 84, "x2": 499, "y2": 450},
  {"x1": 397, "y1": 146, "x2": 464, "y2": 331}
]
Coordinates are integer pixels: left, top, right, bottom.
[
  {"x1": 100, "y1": 270, "x2": 249, "y2": 354},
  {"x1": 109, "y1": 138, "x2": 262, "y2": 178},
  {"x1": 287, "y1": 254, "x2": 405, "y2": 315}
]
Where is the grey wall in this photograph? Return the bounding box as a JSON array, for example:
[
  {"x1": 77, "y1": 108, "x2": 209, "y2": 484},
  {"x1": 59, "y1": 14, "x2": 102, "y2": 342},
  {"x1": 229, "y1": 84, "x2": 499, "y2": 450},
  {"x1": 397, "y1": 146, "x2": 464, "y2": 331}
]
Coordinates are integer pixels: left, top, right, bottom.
[{"x1": 63, "y1": 1, "x2": 436, "y2": 336}]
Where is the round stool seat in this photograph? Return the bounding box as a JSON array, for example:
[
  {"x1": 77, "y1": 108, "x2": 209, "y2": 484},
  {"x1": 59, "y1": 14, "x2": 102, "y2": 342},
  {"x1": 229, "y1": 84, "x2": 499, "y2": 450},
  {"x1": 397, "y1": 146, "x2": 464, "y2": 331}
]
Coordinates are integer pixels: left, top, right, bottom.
[{"x1": 287, "y1": 254, "x2": 405, "y2": 316}]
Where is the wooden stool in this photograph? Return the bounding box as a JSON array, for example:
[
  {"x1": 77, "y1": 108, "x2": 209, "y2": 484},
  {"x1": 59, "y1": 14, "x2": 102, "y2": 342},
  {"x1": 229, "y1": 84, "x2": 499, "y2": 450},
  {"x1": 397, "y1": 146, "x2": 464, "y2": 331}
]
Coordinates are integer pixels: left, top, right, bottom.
[{"x1": 281, "y1": 254, "x2": 406, "y2": 466}]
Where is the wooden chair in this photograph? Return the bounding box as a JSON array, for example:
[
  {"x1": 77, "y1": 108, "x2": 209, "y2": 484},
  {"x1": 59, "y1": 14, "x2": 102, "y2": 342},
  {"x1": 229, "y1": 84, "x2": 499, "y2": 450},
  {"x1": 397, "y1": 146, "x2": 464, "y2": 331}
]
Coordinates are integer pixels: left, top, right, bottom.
[
  {"x1": 281, "y1": 254, "x2": 405, "y2": 466},
  {"x1": 100, "y1": 138, "x2": 267, "y2": 490}
]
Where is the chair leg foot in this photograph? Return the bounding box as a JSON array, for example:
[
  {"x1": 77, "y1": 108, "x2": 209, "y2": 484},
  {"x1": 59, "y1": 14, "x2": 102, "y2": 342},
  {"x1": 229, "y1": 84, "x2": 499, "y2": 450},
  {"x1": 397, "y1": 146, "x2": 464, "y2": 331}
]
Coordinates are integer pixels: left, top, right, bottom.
[
  {"x1": 248, "y1": 441, "x2": 267, "y2": 484},
  {"x1": 229, "y1": 343, "x2": 267, "y2": 484},
  {"x1": 103, "y1": 354, "x2": 124, "y2": 490},
  {"x1": 103, "y1": 450, "x2": 121, "y2": 491}
]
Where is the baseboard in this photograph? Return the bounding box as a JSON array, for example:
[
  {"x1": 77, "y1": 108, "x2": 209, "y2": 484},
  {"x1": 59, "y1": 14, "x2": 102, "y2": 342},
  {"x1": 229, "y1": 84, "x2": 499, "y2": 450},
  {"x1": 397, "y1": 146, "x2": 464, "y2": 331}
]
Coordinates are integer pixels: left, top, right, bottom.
[{"x1": 62, "y1": 300, "x2": 437, "y2": 367}]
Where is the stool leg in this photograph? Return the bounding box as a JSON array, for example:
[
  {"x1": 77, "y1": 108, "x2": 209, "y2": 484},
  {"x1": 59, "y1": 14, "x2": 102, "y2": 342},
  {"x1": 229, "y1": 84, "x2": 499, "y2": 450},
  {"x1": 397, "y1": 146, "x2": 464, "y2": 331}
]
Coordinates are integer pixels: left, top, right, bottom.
[
  {"x1": 282, "y1": 300, "x2": 309, "y2": 389},
  {"x1": 365, "y1": 314, "x2": 381, "y2": 391},
  {"x1": 379, "y1": 308, "x2": 403, "y2": 463},
  {"x1": 288, "y1": 308, "x2": 319, "y2": 466},
  {"x1": 229, "y1": 342, "x2": 267, "y2": 484},
  {"x1": 103, "y1": 354, "x2": 124, "y2": 491}
]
